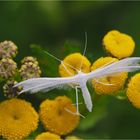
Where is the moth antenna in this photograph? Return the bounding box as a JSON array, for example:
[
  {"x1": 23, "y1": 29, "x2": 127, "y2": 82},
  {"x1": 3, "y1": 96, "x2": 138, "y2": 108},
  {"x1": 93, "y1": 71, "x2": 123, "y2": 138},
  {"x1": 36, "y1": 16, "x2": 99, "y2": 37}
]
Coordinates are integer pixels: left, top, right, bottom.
[
  {"x1": 43, "y1": 50, "x2": 79, "y2": 72},
  {"x1": 80, "y1": 31, "x2": 87, "y2": 71},
  {"x1": 63, "y1": 62, "x2": 79, "y2": 73}
]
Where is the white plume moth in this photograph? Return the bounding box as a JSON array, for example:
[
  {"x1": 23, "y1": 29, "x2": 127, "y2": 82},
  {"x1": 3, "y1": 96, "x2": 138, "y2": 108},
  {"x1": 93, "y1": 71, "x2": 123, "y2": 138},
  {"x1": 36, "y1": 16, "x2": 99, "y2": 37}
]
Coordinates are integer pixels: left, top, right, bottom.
[{"x1": 14, "y1": 33, "x2": 140, "y2": 117}]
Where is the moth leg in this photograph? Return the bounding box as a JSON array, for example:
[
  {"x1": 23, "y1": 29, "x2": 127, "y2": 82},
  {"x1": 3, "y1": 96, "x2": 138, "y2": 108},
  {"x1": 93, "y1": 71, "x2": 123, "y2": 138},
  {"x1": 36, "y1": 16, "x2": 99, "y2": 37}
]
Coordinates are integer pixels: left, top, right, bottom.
[
  {"x1": 75, "y1": 86, "x2": 80, "y2": 114},
  {"x1": 65, "y1": 86, "x2": 85, "y2": 118},
  {"x1": 61, "y1": 61, "x2": 73, "y2": 76},
  {"x1": 65, "y1": 108, "x2": 85, "y2": 118},
  {"x1": 94, "y1": 78, "x2": 115, "y2": 86},
  {"x1": 75, "y1": 86, "x2": 85, "y2": 118}
]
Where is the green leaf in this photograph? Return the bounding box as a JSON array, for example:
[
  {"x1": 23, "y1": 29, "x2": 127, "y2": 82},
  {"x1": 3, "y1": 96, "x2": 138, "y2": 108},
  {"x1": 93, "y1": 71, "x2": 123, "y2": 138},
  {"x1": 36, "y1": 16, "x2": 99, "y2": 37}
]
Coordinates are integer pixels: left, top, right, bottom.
[
  {"x1": 25, "y1": 123, "x2": 45, "y2": 140},
  {"x1": 113, "y1": 89, "x2": 127, "y2": 100},
  {"x1": 62, "y1": 40, "x2": 82, "y2": 56},
  {"x1": 30, "y1": 44, "x2": 59, "y2": 76},
  {"x1": 78, "y1": 96, "x2": 108, "y2": 131}
]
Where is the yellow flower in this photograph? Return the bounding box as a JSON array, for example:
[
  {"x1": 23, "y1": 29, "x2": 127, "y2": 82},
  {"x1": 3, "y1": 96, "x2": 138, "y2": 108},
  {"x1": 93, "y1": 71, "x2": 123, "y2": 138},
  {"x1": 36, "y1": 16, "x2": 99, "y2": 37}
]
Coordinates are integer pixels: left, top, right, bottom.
[
  {"x1": 126, "y1": 73, "x2": 140, "y2": 108},
  {"x1": 0, "y1": 98, "x2": 39, "y2": 140},
  {"x1": 59, "y1": 53, "x2": 91, "y2": 77},
  {"x1": 103, "y1": 30, "x2": 135, "y2": 59},
  {"x1": 65, "y1": 136, "x2": 82, "y2": 140},
  {"x1": 39, "y1": 96, "x2": 80, "y2": 135},
  {"x1": 91, "y1": 57, "x2": 128, "y2": 94},
  {"x1": 35, "y1": 132, "x2": 61, "y2": 140}
]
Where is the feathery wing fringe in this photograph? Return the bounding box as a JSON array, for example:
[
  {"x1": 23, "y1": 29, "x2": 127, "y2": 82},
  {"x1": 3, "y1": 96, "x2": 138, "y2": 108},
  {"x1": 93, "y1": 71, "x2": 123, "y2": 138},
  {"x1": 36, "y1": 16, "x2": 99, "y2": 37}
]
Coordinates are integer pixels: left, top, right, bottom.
[
  {"x1": 14, "y1": 78, "x2": 73, "y2": 94},
  {"x1": 105, "y1": 57, "x2": 140, "y2": 68},
  {"x1": 89, "y1": 57, "x2": 140, "y2": 79}
]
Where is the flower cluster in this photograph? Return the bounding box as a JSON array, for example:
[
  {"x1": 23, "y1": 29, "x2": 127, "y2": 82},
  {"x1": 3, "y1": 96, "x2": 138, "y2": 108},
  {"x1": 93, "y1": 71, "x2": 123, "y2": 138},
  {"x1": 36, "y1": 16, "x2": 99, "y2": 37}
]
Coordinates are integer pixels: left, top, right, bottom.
[
  {"x1": 0, "y1": 40, "x2": 18, "y2": 59},
  {"x1": 0, "y1": 40, "x2": 41, "y2": 98},
  {"x1": 20, "y1": 56, "x2": 41, "y2": 80},
  {"x1": 0, "y1": 58, "x2": 17, "y2": 79},
  {"x1": 3, "y1": 80, "x2": 22, "y2": 98},
  {"x1": 0, "y1": 40, "x2": 18, "y2": 80}
]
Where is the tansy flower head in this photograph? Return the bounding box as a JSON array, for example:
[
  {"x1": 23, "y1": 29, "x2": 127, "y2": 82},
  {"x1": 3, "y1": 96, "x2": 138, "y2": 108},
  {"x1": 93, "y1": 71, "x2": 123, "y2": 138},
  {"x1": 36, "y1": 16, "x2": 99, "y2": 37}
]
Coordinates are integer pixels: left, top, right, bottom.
[
  {"x1": 65, "y1": 136, "x2": 82, "y2": 140},
  {"x1": 20, "y1": 60, "x2": 41, "y2": 80},
  {"x1": 0, "y1": 40, "x2": 18, "y2": 59},
  {"x1": 0, "y1": 58, "x2": 17, "y2": 79},
  {"x1": 39, "y1": 96, "x2": 80, "y2": 135},
  {"x1": 35, "y1": 132, "x2": 61, "y2": 140},
  {"x1": 103, "y1": 30, "x2": 135, "y2": 59},
  {"x1": 21, "y1": 56, "x2": 38, "y2": 65},
  {"x1": 126, "y1": 73, "x2": 140, "y2": 108},
  {"x1": 3, "y1": 80, "x2": 22, "y2": 98},
  {"x1": 91, "y1": 57, "x2": 128, "y2": 94},
  {"x1": 0, "y1": 98, "x2": 39, "y2": 140},
  {"x1": 59, "y1": 53, "x2": 91, "y2": 77}
]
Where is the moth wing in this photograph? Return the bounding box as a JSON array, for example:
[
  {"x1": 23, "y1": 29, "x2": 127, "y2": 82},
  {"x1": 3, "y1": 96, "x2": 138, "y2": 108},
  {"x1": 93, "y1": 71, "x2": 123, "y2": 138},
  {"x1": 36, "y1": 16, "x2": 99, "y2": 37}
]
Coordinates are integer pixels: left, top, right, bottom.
[
  {"x1": 88, "y1": 57, "x2": 140, "y2": 86},
  {"x1": 99, "y1": 65, "x2": 140, "y2": 78},
  {"x1": 81, "y1": 84, "x2": 93, "y2": 112},
  {"x1": 14, "y1": 78, "x2": 72, "y2": 94},
  {"x1": 106, "y1": 57, "x2": 140, "y2": 69},
  {"x1": 30, "y1": 82, "x2": 72, "y2": 94},
  {"x1": 92, "y1": 57, "x2": 140, "y2": 79}
]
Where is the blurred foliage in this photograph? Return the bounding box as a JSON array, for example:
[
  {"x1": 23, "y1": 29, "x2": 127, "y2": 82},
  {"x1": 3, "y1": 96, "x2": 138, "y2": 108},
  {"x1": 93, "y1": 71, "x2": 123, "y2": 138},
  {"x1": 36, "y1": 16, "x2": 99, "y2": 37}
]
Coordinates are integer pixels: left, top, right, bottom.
[{"x1": 0, "y1": 1, "x2": 140, "y2": 139}]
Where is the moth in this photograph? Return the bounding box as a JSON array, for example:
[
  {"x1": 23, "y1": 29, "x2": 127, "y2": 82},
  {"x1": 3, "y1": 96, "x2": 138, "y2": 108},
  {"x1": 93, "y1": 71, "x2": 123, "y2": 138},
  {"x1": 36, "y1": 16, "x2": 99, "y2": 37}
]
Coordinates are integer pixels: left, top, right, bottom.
[{"x1": 15, "y1": 33, "x2": 140, "y2": 117}]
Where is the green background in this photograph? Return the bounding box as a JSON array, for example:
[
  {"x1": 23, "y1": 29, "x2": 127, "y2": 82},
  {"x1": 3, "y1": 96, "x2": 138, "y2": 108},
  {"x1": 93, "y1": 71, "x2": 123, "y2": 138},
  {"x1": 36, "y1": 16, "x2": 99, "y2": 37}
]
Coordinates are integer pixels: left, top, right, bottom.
[{"x1": 0, "y1": 1, "x2": 140, "y2": 139}]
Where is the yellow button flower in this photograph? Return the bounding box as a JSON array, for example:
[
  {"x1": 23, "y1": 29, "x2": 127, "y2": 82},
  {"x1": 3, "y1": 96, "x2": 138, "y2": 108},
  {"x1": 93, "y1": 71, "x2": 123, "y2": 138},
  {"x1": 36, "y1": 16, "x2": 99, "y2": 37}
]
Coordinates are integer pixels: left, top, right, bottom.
[
  {"x1": 35, "y1": 132, "x2": 61, "y2": 140},
  {"x1": 103, "y1": 30, "x2": 135, "y2": 59},
  {"x1": 59, "y1": 53, "x2": 91, "y2": 77},
  {"x1": 91, "y1": 57, "x2": 128, "y2": 94},
  {"x1": 0, "y1": 98, "x2": 39, "y2": 140},
  {"x1": 39, "y1": 96, "x2": 80, "y2": 135},
  {"x1": 126, "y1": 73, "x2": 140, "y2": 108}
]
